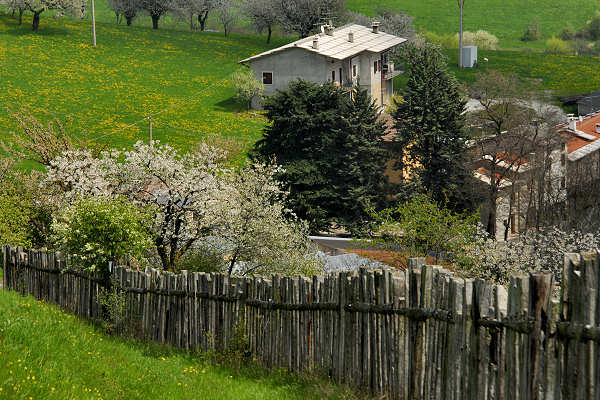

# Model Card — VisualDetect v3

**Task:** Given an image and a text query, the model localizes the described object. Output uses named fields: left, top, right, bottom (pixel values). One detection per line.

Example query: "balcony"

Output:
left=382, top=62, right=403, bottom=80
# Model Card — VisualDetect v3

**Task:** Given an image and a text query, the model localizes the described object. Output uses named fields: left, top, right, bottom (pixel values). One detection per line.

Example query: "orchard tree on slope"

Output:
left=251, top=80, right=389, bottom=235
left=9, top=0, right=86, bottom=31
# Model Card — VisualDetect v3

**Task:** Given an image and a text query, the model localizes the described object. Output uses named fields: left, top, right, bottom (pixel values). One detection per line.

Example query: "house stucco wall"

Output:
left=246, top=48, right=392, bottom=108
left=247, top=48, right=330, bottom=97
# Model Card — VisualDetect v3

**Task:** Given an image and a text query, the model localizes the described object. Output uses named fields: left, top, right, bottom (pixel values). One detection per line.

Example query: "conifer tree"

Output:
left=392, top=43, right=472, bottom=209
left=251, top=80, right=389, bottom=234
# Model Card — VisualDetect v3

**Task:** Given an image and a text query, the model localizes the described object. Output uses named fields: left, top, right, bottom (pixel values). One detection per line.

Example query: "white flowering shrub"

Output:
left=464, top=226, right=600, bottom=285
left=46, top=141, right=323, bottom=275
left=215, top=163, right=323, bottom=276
left=457, top=30, right=499, bottom=50
left=51, top=196, right=154, bottom=275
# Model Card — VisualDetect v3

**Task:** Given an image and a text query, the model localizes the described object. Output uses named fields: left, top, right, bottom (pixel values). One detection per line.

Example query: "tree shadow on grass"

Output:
left=214, top=97, right=245, bottom=113
left=0, top=14, right=70, bottom=36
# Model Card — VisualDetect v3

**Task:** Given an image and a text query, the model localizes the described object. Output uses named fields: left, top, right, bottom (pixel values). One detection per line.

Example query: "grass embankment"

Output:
left=347, top=0, right=599, bottom=50
left=0, top=288, right=365, bottom=399
left=0, top=13, right=285, bottom=167
left=443, top=49, right=600, bottom=97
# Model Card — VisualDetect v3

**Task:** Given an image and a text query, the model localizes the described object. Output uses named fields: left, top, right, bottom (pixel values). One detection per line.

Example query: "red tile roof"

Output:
left=557, top=113, right=600, bottom=155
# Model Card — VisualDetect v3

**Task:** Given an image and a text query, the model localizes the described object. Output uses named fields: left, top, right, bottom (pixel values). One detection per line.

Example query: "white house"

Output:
left=239, top=23, right=407, bottom=108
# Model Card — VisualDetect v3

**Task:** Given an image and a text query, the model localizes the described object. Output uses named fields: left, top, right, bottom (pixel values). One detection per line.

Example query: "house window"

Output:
left=378, top=60, right=382, bottom=72
left=374, top=61, right=377, bottom=74
left=339, top=68, right=342, bottom=83
left=332, top=70, right=335, bottom=81
left=352, top=65, right=357, bottom=77
left=262, top=72, right=273, bottom=85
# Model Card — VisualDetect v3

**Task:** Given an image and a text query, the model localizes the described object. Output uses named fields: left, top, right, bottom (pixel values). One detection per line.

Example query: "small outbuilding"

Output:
left=239, top=23, right=407, bottom=108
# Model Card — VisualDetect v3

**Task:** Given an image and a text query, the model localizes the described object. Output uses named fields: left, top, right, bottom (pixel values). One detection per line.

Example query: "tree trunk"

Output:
left=190, top=12, right=194, bottom=30
left=18, top=8, right=23, bottom=25
left=266, top=25, right=272, bottom=44
left=198, top=11, right=208, bottom=31
left=151, top=13, right=160, bottom=29
left=126, top=15, right=133, bottom=25
left=32, top=10, right=42, bottom=32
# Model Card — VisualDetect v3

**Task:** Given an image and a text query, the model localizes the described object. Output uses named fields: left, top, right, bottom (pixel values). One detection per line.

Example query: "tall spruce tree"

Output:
left=392, top=43, right=472, bottom=209
left=251, top=80, right=389, bottom=234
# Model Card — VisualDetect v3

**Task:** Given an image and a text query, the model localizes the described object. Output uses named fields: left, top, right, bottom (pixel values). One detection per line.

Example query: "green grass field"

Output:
left=442, top=49, right=600, bottom=96
left=2, top=10, right=600, bottom=170
left=347, top=0, right=600, bottom=50
left=0, top=288, right=366, bottom=399
left=0, top=12, right=286, bottom=166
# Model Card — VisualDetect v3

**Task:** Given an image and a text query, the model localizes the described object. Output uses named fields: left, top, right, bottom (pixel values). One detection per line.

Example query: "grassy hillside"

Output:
left=347, top=0, right=599, bottom=49
left=443, top=50, right=600, bottom=96
left=0, top=13, right=284, bottom=166
left=0, top=288, right=365, bottom=399
left=2, top=10, right=599, bottom=170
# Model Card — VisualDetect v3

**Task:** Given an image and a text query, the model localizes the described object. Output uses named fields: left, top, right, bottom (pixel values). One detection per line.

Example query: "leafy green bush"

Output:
left=588, top=15, right=600, bottom=40
left=51, top=196, right=154, bottom=275
left=458, top=30, right=499, bottom=50
left=423, top=31, right=459, bottom=48
left=371, top=194, right=479, bottom=267
left=231, top=69, right=264, bottom=110
left=559, top=24, right=576, bottom=40
left=521, top=19, right=541, bottom=41
left=0, top=193, right=33, bottom=248
left=545, top=36, right=570, bottom=54
left=173, top=243, right=226, bottom=273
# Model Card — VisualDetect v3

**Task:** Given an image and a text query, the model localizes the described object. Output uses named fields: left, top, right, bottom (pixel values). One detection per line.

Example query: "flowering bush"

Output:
left=464, top=227, right=600, bottom=285
left=46, top=141, right=323, bottom=275
left=51, top=196, right=154, bottom=274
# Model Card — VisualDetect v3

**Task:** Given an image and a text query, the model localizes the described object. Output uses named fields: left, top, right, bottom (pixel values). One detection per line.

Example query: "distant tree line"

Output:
left=1, top=0, right=418, bottom=42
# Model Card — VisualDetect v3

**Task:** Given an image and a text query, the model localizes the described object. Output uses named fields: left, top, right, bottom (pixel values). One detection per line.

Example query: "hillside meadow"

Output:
left=0, top=288, right=367, bottom=399
left=2, top=11, right=600, bottom=169
left=0, top=13, right=288, bottom=166
left=348, top=0, right=600, bottom=50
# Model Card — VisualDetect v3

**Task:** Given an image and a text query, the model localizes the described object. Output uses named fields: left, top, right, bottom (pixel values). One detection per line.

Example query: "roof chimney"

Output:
left=568, top=115, right=577, bottom=131
left=348, top=31, right=354, bottom=42
left=324, top=24, right=334, bottom=36
left=372, top=21, right=380, bottom=34
left=312, top=36, right=319, bottom=50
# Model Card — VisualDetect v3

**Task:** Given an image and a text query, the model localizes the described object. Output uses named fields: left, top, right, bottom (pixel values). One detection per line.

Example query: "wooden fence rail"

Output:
left=2, top=245, right=600, bottom=399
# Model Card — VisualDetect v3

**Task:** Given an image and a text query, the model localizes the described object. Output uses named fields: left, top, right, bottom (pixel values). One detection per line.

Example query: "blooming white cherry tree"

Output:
left=214, top=163, right=322, bottom=276
left=46, top=141, right=225, bottom=271
left=46, top=141, right=322, bottom=275
left=7, top=0, right=87, bottom=31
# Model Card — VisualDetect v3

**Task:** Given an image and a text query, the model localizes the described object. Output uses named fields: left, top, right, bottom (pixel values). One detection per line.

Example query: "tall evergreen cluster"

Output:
left=392, top=43, right=472, bottom=209
left=251, top=80, right=389, bottom=234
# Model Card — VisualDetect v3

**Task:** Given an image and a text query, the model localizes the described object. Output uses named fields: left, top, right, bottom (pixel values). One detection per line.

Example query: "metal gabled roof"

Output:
left=239, top=24, right=406, bottom=63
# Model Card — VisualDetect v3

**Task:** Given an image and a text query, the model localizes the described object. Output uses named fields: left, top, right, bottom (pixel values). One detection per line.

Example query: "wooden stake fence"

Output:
left=2, top=245, right=600, bottom=399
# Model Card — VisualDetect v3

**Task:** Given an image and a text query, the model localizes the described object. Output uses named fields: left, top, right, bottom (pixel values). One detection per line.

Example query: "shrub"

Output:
left=51, top=196, right=154, bottom=275
left=371, top=194, right=479, bottom=267
left=457, top=30, right=499, bottom=50
left=173, top=242, right=226, bottom=273
left=559, top=24, right=576, bottom=41
left=588, top=15, right=600, bottom=41
left=231, top=69, right=263, bottom=110
left=522, top=19, right=541, bottom=41
left=545, top=36, right=570, bottom=54
left=423, top=31, right=459, bottom=49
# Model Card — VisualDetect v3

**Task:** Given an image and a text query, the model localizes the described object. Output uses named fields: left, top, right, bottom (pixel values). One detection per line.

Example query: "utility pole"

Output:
left=148, top=115, right=153, bottom=144
left=91, top=0, right=97, bottom=46
left=458, top=0, right=464, bottom=68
